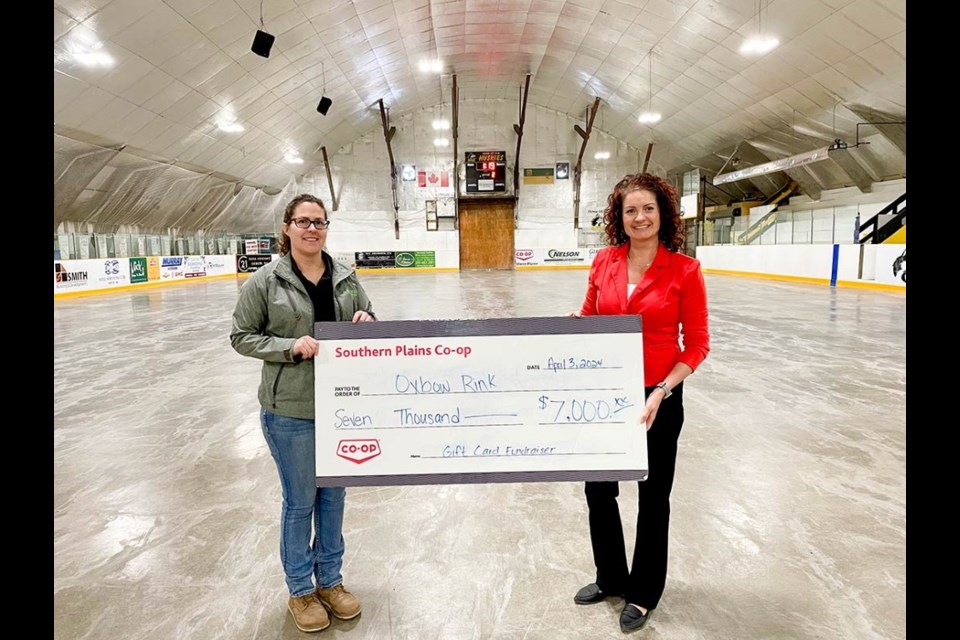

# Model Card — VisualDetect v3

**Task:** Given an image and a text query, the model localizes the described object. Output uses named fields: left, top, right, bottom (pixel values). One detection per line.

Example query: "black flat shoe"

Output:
left=619, top=604, right=650, bottom=632
left=574, top=583, right=615, bottom=605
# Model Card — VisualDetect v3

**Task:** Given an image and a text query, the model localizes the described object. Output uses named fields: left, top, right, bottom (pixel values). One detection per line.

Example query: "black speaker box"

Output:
left=317, top=96, right=333, bottom=115
left=251, top=30, right=275, bottom=58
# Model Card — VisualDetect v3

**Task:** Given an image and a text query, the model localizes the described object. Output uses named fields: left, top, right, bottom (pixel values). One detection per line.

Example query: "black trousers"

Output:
left=584, top=382, right=684, bottom=610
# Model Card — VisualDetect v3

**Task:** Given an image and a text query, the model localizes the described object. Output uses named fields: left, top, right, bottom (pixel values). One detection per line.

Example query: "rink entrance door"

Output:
left=458, top=198, right=515, bottom=270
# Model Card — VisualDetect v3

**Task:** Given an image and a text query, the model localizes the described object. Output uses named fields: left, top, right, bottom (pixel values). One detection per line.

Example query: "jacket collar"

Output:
left=611, top=243, right=670, bottom=311
left=274, top=251, right=355, bottom=290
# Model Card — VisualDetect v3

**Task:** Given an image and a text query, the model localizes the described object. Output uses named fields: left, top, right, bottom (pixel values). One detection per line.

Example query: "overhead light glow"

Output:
left=638, top=50, right=660, bottom=127
left=432, top=119, right=450, bottom=130
left=71, top=50, right=114, bottom=67
left=594, top=151, right=610, bottom=160
left=419, top=59, right=443, bottom=73
left=285, top=153, right=304, bottom=164
left=739, top=35, right=779, bottom=55
left=637, top=111, right=661, bottom=124
left=217, top=115, right=244, bottom=133
left=433, top=138, right=449, bottom=147
left=65, top=28, right=115, bottom=67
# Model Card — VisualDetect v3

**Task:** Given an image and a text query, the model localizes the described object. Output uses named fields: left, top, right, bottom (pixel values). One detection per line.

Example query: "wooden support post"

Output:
left=512, top=74, right=531, bottom=202
left=641, top=143, right=654, bottom=174
left=378, top=99, right=400, bottom=238
left=320, top=146, right=338, bottom=211
left=452, top=74, right=459, bottom=228
left=573, top=97, right=601, bottom=230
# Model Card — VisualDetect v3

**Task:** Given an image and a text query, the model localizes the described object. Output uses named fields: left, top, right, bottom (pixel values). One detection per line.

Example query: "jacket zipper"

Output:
left=268, top=256, right=351, bottom=410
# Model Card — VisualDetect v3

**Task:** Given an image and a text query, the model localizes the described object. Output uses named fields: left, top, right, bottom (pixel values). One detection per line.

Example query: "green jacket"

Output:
left=230, top=253, right=376, bottom=419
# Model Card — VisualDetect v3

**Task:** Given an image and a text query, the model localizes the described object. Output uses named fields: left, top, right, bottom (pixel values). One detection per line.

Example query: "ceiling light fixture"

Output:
left=251, top=2, right=275, bottom=58
left=419, top=59, right=443, bottom=73
left=637, top=49, right=661, bottom=125
left=740, top=0, right=779, bottom=55
left=594, top=151, right=610, bottom=160
left=713, top=146, right=831, bottom=185
left=432, top=75, right=451, bottom=140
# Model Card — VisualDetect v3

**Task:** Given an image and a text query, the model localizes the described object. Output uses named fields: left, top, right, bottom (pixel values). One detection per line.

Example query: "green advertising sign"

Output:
left=129, top=257, right=148, bottom=283
left=415, top=251, right=436, bottom=267
left=395, top=251, right=436, bottom=268
left=523, top=167, right=555, bottom=184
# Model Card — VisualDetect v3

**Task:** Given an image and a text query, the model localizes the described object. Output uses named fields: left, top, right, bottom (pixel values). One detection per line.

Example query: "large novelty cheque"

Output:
left=313, top=316, right=647, bottom=486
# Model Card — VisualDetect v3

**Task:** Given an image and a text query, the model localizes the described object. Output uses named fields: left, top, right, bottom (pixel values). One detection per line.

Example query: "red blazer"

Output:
left=580, top=243, right=710, bottom=386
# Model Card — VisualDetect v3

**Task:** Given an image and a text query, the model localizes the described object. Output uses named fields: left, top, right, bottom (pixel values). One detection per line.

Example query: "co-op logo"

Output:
left=516, top=249, right=534, bottom=261
left=337, top=439, right=381, bottom=464
left=396, top=252, right=415, bottom=267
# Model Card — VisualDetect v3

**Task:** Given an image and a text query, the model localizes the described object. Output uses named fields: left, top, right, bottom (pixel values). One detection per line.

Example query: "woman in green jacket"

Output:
left=230, top=193, right=375, bottom=633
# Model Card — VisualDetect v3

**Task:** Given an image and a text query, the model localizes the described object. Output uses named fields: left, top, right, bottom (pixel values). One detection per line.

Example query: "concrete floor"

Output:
left=53, top=270, right=906, bottom=640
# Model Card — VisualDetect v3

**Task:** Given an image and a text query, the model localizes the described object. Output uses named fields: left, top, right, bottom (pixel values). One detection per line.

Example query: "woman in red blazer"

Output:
left=572, top=173, right=710, bottom=632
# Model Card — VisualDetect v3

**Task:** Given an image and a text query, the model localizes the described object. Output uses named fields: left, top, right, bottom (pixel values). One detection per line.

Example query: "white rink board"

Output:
left=313, top=317, right=647, bottom=486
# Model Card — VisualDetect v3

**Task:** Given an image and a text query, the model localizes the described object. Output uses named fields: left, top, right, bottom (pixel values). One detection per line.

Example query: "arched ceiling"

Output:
left=54, top=0, right=905, bottom=196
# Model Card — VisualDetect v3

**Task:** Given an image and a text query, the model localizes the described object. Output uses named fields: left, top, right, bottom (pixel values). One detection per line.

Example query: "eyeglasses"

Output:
left=289, top=217, right=330, bottom=229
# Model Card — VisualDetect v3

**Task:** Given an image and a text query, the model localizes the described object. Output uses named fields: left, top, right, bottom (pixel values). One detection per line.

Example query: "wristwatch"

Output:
left=654, top=381, right=672, bottom=399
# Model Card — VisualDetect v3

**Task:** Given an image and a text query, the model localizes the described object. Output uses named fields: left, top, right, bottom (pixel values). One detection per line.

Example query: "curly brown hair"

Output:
left=602, top=173, right=685, bottom=252
left=278, top=193, right=327, bottom=256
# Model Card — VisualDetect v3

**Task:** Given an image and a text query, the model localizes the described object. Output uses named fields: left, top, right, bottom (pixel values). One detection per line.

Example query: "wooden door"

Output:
left=458, top=199, right=515, bottom=270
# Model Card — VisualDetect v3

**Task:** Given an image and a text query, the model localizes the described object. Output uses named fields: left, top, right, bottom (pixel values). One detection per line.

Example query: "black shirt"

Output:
left=290, top=253, right=337, bottom=323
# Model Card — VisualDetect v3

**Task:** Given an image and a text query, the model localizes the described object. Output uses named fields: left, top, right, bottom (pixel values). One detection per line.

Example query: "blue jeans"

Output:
left=260, top=408, right=346, bottom=597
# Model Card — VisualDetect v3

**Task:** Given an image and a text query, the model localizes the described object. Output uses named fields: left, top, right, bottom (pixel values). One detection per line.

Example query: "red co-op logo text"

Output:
left=337, top=439, right=381, bottom=464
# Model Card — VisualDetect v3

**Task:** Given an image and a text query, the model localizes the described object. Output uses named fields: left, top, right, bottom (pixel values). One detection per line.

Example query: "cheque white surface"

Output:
left=313, top=317, right=646, bottom=486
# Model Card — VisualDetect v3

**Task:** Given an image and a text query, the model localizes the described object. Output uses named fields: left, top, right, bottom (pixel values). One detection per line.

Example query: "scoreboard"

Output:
left=465, top=150, right=506, bottom=192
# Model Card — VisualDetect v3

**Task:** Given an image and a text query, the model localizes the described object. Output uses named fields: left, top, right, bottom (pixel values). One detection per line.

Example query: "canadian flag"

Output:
left=419, top=170, right=450, bottom=188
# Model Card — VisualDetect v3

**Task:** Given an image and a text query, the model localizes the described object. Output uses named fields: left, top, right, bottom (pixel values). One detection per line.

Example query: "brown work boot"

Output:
left=287, top=592, right=331, bottom=632
left=316, top=584, right=362, bottom=620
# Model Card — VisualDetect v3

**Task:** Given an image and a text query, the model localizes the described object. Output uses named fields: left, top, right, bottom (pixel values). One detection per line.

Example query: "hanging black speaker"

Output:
left=251, top=30, right=275, bottom=58
left=317, top=96, right=333, bottom=116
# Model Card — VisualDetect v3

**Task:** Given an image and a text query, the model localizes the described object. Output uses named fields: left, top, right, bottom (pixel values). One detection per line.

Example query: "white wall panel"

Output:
left=697, top=245, right=836, bottom=279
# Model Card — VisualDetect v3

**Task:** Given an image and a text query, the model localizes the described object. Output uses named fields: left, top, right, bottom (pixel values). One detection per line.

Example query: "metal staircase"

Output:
left=736, top=181, right=798, bottom=245
left=858, top=193, right=906, bottom=244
